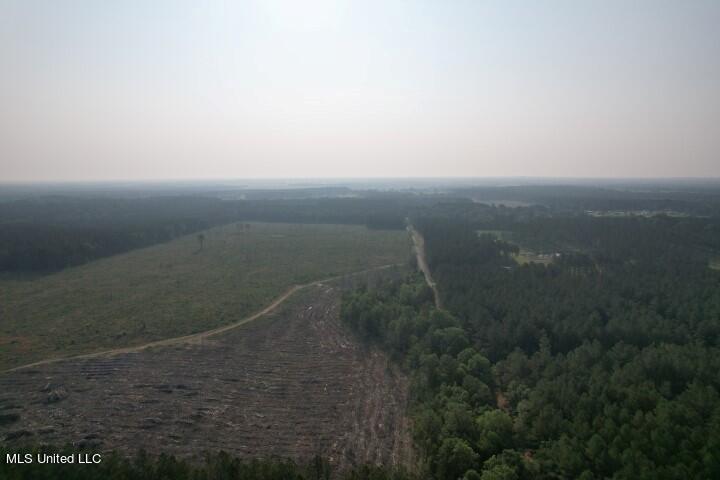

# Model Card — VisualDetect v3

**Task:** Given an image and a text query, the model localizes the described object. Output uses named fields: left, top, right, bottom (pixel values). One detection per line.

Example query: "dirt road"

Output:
left=3, top=264, right=399, bottom=374
left=407, top=224, right=441, bottom=309
left=0, top=278, right=414, bottom=474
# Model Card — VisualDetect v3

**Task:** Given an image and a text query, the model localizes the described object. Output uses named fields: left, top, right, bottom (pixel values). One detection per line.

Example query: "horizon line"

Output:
left=3, top=175, right=720, bottom=185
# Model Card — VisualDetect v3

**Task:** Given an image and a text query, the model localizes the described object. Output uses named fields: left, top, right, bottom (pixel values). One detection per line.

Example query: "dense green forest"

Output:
left=0, top=197, right=232, bottom=272
left=341, top=211, right=720, bottom=479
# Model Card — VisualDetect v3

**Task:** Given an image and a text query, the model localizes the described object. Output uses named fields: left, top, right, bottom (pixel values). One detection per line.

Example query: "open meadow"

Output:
left=0, top=222, right=410, bottom=370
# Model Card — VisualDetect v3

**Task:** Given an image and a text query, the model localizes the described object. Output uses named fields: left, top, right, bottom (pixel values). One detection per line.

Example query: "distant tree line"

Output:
left=0, top=197, right=229, bottom=273
left=0, top=195, right=440, bottom=273
left=456, top=184, right=720, bottom=216
left=12, top=185, right=717, bottom=274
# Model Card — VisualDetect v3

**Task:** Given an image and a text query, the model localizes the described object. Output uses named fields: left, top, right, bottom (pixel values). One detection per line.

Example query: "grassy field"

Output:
left=511, top=250, right=555, bottom=266
left=0, top=222, right=410, bottom=370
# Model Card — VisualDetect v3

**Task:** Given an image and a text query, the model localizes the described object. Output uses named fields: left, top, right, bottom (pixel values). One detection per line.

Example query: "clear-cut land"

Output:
left=0, top=282, right=415, bottom=472
left=0, top=222, right=410, bottom=370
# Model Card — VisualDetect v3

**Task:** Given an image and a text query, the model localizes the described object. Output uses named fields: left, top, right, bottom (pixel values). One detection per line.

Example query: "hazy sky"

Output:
left=1, top=0, right=719, bottom=181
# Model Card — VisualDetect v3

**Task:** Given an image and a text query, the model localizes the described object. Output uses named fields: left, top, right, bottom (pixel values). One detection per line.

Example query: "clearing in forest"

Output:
left=0, top=282, right=415, bottom=473
left=477, top=229, right=557, bottom=266
left=0, top=222, right=410, bottom=370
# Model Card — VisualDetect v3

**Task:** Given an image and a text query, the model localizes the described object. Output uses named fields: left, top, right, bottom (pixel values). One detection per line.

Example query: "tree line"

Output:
left=0, top=195, right=428, bottom=273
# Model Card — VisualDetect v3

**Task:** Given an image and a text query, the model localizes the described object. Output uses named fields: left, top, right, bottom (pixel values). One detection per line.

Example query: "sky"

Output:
left=1, top=0, right=719, bottom=181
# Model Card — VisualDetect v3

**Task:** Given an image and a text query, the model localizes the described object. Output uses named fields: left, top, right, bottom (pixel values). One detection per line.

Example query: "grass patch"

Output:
left=0, top=223, right=410, bottom=370
left=512, top=250, right=555, bottom=266
left=476, top=230, right=555, bottom=266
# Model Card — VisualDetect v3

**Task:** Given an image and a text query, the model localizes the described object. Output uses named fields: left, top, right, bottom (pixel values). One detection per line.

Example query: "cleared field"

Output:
left=0, top=283, right=415, bottom=473
left=512, top=249, right=555, bottom=266
left=0, top=222, right=410, bottom=370
left=476, top=229, right=512, bottom=241
left=472, top=199, right=534, bottom=208
left=476, top=230, right=556, bottom=266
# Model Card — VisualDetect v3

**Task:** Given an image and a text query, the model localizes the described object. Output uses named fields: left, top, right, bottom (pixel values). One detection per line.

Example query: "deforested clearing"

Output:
left=0, top=283, right=415, bottom=473
left=0, top=222, right=410, bottom=370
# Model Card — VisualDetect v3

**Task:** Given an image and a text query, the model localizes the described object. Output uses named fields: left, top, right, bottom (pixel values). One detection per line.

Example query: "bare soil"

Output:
left=0, top=282, right=414, bottom=473
left=408, top=224, right=441, bottom=309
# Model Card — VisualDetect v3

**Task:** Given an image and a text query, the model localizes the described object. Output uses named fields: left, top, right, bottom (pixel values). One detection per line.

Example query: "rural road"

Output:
left=2, top=263, right=399, bottom=374
left=407, top=224, right=441, bottom=309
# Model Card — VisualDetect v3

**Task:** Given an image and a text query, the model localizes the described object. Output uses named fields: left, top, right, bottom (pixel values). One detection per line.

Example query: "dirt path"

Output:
left=0, top=282, right=415, bottom=474
left=3, top=264, right=399, bottom=374
left=407, top=224, right=441, bottom=309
